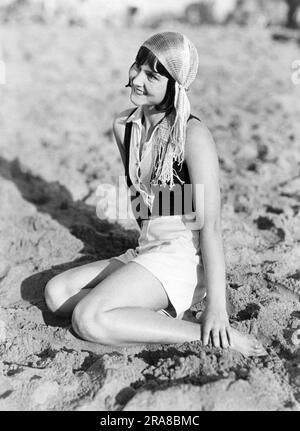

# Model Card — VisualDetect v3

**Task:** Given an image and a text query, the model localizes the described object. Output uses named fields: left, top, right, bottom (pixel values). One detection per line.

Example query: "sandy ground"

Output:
left=0, top=21, right=300, bottom=411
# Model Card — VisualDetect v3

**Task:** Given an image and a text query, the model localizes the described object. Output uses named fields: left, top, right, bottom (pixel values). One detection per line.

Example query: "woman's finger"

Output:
left=212, top=330, right=220, bottom=348
left=202, top=326, right=211, bottom=346
left=220, top=330, right=229, bottom=348
left=226, top=327, right=232, bottom=346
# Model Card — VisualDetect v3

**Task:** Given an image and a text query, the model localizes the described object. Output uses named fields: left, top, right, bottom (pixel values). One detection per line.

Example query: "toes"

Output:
left=181, top=309, right=199, bottom=323
left=256, top=347, right=268, bottom=356
left=252, top=342, right=267, bottom=357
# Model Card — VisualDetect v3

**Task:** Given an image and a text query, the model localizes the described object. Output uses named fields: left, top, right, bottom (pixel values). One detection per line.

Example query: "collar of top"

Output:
left=126, top=106, right=143, bottom=125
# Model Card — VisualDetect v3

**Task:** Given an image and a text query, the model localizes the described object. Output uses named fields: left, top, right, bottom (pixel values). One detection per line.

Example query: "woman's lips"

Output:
left=134, top=88, right=146, bottom=95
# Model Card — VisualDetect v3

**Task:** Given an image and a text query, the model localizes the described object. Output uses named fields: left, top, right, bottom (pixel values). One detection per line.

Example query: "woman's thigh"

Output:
left=52, top=258, right=125, bottom=294
left=75, top=261, right=169, bottom=315
left=45, top=258, right=126, bottom=315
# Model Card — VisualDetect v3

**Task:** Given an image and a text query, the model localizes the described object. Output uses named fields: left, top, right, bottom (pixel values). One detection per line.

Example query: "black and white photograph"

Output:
left=0, top=0, right=300, bottom=413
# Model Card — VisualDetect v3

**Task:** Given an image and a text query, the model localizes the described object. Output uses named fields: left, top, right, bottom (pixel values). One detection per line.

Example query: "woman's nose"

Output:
left=132, top=69, right=145, bottom=88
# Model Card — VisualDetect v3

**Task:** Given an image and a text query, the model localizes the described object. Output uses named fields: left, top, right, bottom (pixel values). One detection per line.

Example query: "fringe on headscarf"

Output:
left=149, top=83, right=191, bottom=192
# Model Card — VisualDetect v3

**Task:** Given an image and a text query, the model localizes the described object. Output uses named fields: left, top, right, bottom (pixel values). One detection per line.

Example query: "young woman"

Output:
left=44, top=31, right=266, bottom=357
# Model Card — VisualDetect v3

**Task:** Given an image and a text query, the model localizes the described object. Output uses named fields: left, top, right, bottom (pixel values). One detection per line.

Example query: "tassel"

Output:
left=149, top=83, right=190, bottom=193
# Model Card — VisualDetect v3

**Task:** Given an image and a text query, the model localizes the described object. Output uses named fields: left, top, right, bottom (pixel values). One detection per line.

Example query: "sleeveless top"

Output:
left=123, top=107, right=201, bottom=228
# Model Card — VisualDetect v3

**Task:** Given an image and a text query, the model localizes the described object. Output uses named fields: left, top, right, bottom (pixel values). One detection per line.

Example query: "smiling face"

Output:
left=127, top=46, right=175, bottom=112
left=129, top=62, right=169, bottom=108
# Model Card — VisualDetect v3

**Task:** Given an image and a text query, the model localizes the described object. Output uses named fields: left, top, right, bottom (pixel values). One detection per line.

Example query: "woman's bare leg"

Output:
left=44, top=255, right=202, bottom=319
left=71, top=261, right=266, bottom=357
left=44, top=258, right=125, bottom=316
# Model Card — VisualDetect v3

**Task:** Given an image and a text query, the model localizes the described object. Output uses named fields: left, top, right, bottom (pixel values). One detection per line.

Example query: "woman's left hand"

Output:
left=200, top=305, right=231, bottom=348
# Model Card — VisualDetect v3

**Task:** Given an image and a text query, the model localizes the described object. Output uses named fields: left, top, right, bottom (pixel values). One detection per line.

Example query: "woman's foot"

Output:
left=229, top=327, right=267, bottom=357
left=181, top=286, right=207, bottom=322
left=192, top=285, right=206, bottom=305
left=181, top=309, right=199, bottom=323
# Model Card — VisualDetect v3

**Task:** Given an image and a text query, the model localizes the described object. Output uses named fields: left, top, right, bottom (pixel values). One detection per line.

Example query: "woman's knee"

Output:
left=44, top=275, right=68, bottom=314
left=71, top=302, right=112, bottom=344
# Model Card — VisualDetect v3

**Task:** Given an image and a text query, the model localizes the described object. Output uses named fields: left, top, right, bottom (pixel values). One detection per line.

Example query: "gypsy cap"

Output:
left=141, top=32, right=199, bottom=196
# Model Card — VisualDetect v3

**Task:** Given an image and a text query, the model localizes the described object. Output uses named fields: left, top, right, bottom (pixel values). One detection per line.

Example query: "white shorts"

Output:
left=110, top=215, right=203, bottom=319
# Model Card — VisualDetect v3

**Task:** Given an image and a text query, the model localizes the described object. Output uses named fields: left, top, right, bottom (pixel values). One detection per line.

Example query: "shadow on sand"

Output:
left=0, top=156, right=139, bottom=326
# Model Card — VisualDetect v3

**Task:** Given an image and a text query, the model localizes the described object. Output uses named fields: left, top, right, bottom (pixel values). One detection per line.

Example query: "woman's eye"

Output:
left=147, top=73, right=157, bottom=81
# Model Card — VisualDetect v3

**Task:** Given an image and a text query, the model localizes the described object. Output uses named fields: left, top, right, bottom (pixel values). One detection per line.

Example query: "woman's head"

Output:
left=127, top=32, right=198, bottom=117
left=127, top=46, right=175, bottom=114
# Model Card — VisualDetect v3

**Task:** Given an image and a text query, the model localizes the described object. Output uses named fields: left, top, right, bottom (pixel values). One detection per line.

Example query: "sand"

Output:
left=0, top=21, right=300, bottom=411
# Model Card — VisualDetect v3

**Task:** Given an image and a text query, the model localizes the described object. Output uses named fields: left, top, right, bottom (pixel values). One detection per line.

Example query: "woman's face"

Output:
left=129, top=62, right=168, bottom=108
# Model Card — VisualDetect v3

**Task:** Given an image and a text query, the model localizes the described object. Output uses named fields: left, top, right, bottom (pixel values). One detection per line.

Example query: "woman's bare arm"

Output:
left=185, top=120, right=230, bottom=348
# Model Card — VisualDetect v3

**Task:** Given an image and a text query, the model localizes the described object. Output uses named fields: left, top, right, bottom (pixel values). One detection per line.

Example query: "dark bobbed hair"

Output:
left=126, top=46, right=176, bottom=115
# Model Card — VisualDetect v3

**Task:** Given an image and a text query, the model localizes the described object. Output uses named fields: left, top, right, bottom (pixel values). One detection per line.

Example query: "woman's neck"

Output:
left=142, top=105, right=166, bottom=130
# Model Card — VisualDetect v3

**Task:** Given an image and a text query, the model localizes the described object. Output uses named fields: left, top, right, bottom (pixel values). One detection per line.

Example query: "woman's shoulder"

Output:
left=185, top=117, right=216, bottom=158
left=186, top=116, right=213, bottom=143
left=112, top=108, right=136, bottom=143
left=113, top=108, right=136, bottom=128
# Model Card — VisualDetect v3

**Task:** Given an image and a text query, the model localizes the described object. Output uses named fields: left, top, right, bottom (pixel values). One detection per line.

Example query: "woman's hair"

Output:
left=127, top=46, right=175, bottom=115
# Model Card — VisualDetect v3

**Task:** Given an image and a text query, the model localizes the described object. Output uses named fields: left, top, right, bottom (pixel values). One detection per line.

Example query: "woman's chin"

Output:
left=129, top=94, right=158, bottom=109
left=130, top=91, right=154, bottom=106
left=129, top=94, right=143, bottom=106
left=130, top=100, right=142, bottom=107
left=130, top=97, right=149, bottom=108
